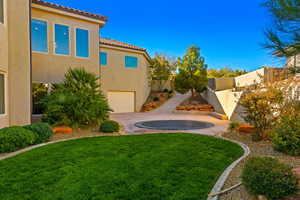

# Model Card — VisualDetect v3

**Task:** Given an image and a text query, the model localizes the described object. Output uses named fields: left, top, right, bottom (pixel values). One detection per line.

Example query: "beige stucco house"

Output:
left=100, top=38, right=151, bottom=113
left=0, top=0, right=151, bottom=128
left=31, top=0, right=106, bottom=84
left=0, top=0, right=32, bottom=128
left=30, top=0, right=151, bottom=114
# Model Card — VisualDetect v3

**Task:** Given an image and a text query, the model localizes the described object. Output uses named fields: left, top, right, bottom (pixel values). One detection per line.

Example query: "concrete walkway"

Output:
left=111, top=93, right=229, bottom=136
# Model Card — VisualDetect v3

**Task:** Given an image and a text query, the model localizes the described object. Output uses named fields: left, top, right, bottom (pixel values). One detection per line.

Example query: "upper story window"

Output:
left=76, top=28, right=89, bottom=58
left=54, top=24, right=69, bottom=55
left=32, top=19, right=48, bottom=53
left=0, top=0, right=4, bottom=24
left=0, top=73, right=5, bottom=114
left=125, top=56, right=138, bottom=68
left=100, top=52, right=107, bottom=66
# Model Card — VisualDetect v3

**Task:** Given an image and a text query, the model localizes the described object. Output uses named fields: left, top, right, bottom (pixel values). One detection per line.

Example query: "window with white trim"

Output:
left=54, top=24, right=69, bottom=55
left=32, top=19, right=48, bottom=53
left=76, top=28, right=89, bottom=58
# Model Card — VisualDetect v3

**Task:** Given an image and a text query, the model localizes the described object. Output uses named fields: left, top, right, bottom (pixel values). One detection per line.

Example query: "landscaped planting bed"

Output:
left=220, top=132, right=300, bottom=200
left=0, top=133, right=243, bottom=200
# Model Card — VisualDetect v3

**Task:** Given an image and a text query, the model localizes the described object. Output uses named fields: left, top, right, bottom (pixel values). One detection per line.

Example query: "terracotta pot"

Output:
left=52, top=126, right=73, bottom=134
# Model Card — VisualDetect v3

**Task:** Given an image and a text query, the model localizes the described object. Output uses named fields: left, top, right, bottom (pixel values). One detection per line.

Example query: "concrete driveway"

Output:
left=111, top=93, right=229, bottom=136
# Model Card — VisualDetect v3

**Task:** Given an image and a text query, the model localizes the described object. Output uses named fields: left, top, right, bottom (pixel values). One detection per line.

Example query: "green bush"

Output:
left=0, top=126, right=37, bottom=153
left=23, top=123, right=53, bottom=144
left=272, top=112, right=300, bottom=155
left=153, top=97, right=160, bottom=102
left=228, top=121, right=240, bottom=132
left=41, top=68, right=111, bottom=128
left=168, top=90, right=173, bottom=94
left=242, top=157, right=298, bottom=200
left=100, top=120, right=120, bottom=133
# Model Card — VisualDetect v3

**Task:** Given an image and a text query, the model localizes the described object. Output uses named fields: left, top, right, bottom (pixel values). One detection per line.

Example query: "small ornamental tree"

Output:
left=239, top=87, right=284, bottom=141
left=174, top=46, right=208, bottom=97
left=239, top=75, right=300, bottom=141
left=150, top=55, right=175, bottom=91
left=42, top=68, right=111, bottom=128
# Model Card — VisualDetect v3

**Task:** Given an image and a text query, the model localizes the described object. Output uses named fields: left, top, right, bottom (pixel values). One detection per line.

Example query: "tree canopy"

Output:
left=174, top=46, right=208, bottom=97
left=263, top=0, right=300, bottom=56
left=149, top=55, right=175, bottom=81
left=207, top=67, right=247, bottom=78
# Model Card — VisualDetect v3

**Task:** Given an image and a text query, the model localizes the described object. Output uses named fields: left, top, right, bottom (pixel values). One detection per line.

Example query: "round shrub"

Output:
left=242, top=157, right=298, bottom=200
left=23, top=123, right=53, bottom=144
left=271, top=114, right=300, bottom=155
left=0, top=126, right=37, bottom=153
left=100, top=120, right=120, bottom=133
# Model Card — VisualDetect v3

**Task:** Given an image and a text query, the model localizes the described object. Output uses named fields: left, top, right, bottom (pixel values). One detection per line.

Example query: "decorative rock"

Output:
left=52, top=126, right=73, bottom=134
left=237, top=124, right=256, bottom=133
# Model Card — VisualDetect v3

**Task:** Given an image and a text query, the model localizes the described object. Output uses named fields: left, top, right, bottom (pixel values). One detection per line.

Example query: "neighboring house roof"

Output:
left=32, top=0, right=107, bottom=22
left=100, top=38, right=151, bottom=60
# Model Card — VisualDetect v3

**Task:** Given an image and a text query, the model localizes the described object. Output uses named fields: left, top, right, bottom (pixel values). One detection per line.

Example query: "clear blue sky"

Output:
left=47, top=0, right=285, bottom=71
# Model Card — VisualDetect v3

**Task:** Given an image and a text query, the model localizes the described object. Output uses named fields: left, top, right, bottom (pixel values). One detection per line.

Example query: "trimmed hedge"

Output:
left=100, top=120, right=120, bottom=133
left=24, top=123, right=53, bottom=144
left=0, top=126, right=37, bottom=153
left=242, top=157, right=298, bottom=199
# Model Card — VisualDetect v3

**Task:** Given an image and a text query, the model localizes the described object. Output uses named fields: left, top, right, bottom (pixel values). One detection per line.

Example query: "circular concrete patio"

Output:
left=111, top=93, right=229, bottom=136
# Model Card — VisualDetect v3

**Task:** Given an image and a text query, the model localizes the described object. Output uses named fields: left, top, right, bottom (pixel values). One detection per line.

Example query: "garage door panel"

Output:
left=107, top=92, right=135, bottom=113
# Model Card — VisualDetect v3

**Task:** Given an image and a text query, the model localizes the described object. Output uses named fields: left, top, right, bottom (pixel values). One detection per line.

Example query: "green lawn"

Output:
left=0, top=133, right=243, bottom=200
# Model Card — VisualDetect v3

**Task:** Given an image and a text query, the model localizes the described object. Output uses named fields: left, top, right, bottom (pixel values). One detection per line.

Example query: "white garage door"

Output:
left=107, top=91, right=135, bottom=113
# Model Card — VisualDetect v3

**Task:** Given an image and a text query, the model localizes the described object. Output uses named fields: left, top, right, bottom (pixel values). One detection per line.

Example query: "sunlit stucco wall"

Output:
left=100, top=46, right=151, bottom=111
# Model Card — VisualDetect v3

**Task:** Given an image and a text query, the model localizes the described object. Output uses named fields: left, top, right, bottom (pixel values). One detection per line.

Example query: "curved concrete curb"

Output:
left=207, top=137, right=251, bottom=200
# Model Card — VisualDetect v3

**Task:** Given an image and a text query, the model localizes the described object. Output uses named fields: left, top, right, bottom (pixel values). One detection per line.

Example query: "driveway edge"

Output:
left=207, top=136, right=251, bottom=200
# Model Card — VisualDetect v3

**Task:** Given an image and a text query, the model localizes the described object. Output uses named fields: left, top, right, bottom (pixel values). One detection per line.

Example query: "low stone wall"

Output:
left=202, top=88, right=244, bottom=122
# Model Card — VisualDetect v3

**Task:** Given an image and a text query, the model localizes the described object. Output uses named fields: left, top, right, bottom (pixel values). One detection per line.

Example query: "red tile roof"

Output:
left=100, top=38, right=146, bottom=51
left=100, top=38, right=151, bottom=60
left=32, top=0, right=107, bottom=22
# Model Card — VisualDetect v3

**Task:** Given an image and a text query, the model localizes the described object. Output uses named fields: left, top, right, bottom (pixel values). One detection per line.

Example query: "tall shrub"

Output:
left=42, top=68, right=111, bottom=128
left=239, top=87, right=283, bottom=141
left=272, top=102, right=300, bottom=155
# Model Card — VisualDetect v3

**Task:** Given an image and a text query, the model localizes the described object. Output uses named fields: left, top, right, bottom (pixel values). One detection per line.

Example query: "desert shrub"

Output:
left=41, top=68, right=111, bottom=128
left=0, top=126, right=37, bottom=153
left=242, top=157, right=298, bottom=200
left=153, top=97, right=160, bottom=102
left=272, top=104, right=300, bottom=155
left=239, top=87, right=283, bottom=141
left=100, top=120, right=120, bottom=133
left=228, top=121, right=240, bottom=132
left=23, top=123, right=53, bottom=144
